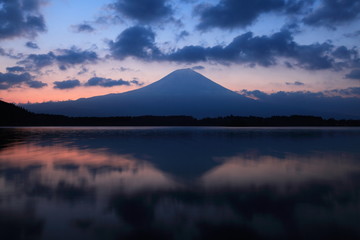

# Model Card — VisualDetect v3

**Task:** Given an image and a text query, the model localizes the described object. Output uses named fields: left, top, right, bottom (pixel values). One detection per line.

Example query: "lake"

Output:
left=0, top=127, right=360, bottom=240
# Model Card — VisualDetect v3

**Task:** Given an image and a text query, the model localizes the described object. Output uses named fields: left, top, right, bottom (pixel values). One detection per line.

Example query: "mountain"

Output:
left=22, top=69, right=265, bottom=117
left=21, top=68, right=360, bottom=118
left=0, top=100, right=34, bottom=125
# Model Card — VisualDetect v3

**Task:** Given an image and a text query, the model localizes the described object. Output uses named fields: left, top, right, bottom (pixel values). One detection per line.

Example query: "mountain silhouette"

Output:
left=134, top=68, right=239, bottom=97
left=21, top=68, right=360, bottom=118
left=23, top=69, right=264, bottom=117
left=0, top=100, right=34, bottom=125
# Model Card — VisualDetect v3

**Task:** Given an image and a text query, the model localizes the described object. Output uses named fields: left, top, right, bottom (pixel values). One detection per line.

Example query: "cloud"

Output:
left=112, top=67, right=139, bottom=72
left=195, top=0, right=360, bottom=30
left=6, top=66, right=26, bottom=73
left=284, top=61, right=293, bottom=68
left=73, top=24, right=95, bottom=33
left=108, top=27, right=359, bottom=73
left=237, top=89, right=269, bottom=100
left=130, top=77, right=143, bottom=86
left=0, top=0, right=46, bottom=40
left=324, top=87, right=360, bottom=97
left=332, top=46, right=357, bottom=59
left=110, top=0, right=173, bottom=23
left=85, top=77, right=130, bottom=87
left=27, top=80, right=47, bottom=88
left=0, top=47, right=24, bottom=59
left=117, top=67, right=132, bottom=72
left=196, top=0, right=286, bottom=30
left=239, top=87, right=360, bottom=100
left=52, top=76, right=143, bottom=90
left=166, top=30, right=337, bottom=70
left=293, top=42, right=334, bottom=70
left=109, top=26, right=161, bottom=60
left=53, top=79, right=81, bottom=89
left=25, top=41, right=39, bottom=49
left=345, top=69, right=360, bottom=80
left=284, top=0, right=314, bottom=15
left=17, top=52, right=55, bottom=70
left=17, top=47, right=99, bottom=71
left=0, top=72, right=31, bottom=89
left=77, top=67, right=88, bottom=75
left=85, top=77, right=143, bottom=87
left=56, top=47, right=99, bottom=70
left=237, top=88, right=360, bottom=118
left=344, top=30, right=360, bottom=38
left=303, top=0, right=360, bottom=28
left=167, top=45, right=207, bottom=62
left=0, top=71, right=46, bottom=89
left=286, top=81, right=304, bottom=86
left=167, top=30, right=360, bottom=71
left=191, top=65, right=205, bottom=70
left=176, top=30, right=189, bottom=41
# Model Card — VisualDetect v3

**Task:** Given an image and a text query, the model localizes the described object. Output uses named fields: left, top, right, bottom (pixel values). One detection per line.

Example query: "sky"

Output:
left=0, top=0, right=360, bottom=104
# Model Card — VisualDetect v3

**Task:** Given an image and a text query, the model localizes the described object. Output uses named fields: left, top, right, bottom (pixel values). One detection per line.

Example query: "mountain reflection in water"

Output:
left=0, top=127, right=360, bottom=240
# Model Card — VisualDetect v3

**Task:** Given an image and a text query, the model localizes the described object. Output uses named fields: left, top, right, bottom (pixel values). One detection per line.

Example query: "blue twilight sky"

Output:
left=0, top=0, right=360, bottom=103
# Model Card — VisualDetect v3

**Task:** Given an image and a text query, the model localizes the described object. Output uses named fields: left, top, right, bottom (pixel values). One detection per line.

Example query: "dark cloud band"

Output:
left=109, top=26, right=359, bottom=74
left=85, top=77, right=132, bottom=87
left=17, top=47, right=99, bottom=71
left=52, top=77, right=143, bottom=90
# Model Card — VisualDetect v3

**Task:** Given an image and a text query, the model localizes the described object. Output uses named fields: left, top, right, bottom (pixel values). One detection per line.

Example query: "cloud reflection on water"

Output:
left=0, top=127, right=359, bottom=240
left=202, top=153, right=360, bottom=189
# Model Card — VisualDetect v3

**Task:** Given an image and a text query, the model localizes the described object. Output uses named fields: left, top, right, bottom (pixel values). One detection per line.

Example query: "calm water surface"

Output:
left=0, top=127, right=360, bottom=240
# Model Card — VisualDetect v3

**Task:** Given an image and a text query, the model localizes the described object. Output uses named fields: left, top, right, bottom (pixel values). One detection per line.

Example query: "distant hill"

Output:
left=0, top=100, right=34, bottom=125
left=0, top=100, right=73, bottom=126
left=1, top=99, right=360, bottom=126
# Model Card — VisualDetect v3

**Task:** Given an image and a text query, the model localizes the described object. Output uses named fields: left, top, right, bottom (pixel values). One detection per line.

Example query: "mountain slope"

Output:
left=20, top=69, right=360, bottom=118
left=23, top=69, right=262, bottom=117
left=0, top=100, right=34, bottom=125
left=133, top=68, right=239, bottom=96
